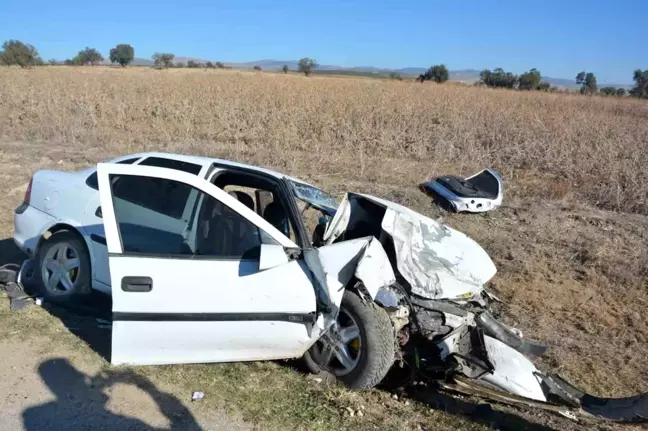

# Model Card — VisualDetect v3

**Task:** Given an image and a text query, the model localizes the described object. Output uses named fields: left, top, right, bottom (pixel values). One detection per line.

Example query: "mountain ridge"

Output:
left=101, top=57, right=631, bottom=89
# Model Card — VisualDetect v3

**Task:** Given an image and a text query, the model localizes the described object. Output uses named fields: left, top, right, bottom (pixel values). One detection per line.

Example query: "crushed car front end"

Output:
left=312, top=191, right=648, bottom=423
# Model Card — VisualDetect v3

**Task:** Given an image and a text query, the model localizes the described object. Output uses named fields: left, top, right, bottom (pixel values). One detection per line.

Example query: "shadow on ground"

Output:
left=408, top=386, right=558, bottom=431
left=2, top=237, right=558, bottom=431
left=0, top=238, right=26, bottom=267
left=23, top=358, right=202, bottom=431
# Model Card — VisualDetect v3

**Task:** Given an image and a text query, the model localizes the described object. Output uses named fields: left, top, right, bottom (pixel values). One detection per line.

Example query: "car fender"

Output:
left=36, top=219, right=96, bottom=278
left=304, top=236, right=395, bottom=321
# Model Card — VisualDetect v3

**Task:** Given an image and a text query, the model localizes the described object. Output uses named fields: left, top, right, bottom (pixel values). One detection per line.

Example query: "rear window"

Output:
left=86, top=156, right=202, bottom=191
left=85, top=157, right=140, bottom=190
left=139, top=157, right=202, bottom=175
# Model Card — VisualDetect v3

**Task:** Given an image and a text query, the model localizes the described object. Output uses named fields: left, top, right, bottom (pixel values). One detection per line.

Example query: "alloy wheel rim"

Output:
left=313, top=308, right=362, bottom=376
left=41, top=243, right=80, bottom=293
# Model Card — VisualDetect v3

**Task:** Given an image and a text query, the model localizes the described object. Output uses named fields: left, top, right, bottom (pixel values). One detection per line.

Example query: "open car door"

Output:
left=96, top=163, right=318, bottom=366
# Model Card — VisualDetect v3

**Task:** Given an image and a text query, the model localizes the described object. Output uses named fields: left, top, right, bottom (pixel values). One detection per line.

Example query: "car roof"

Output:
left=121, top=152, right=313, bottom=186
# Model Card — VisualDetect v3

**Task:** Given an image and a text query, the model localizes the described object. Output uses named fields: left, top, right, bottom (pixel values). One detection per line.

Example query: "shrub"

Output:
left=76, top=47, right=104, bottom=66
left=152, top=53, right=175, bottom=69
left=298, top=58, right=317, bottom=76
left=480, top=68, right=517, bottom=88
left=109, top=44, right=134, bottom=67
left=0, top=40, right=41, bottom=68
left=418, top=64, right=449, bottom=83
left=518, top=68, right=542, bottom=90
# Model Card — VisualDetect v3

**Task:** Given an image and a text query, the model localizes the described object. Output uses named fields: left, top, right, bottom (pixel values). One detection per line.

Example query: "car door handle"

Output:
left=95, top=206, right=103, bottom=218
left=121, top=276, right=153, bottom=292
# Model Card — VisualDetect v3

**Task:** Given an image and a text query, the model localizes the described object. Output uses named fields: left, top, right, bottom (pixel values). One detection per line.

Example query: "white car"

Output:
left=13, top=152, right=645, bottom=420
left=15, top=152, right=400, bottom=388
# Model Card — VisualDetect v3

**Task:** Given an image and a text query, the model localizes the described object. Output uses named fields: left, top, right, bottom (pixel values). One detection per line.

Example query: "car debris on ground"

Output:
left=0, top=263, right=34, bottom=310
left=420, top=168, right=503, bottom=213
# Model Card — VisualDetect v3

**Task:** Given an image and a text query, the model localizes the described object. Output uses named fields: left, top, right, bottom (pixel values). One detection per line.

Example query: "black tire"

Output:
left=35, top=230, right=91, bottom=301
left=304, top=291, right=396, bottom=389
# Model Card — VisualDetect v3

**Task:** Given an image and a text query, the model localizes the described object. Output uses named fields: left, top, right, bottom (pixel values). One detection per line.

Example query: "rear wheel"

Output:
left=304, top=291, right=395, bottom=389
left=35, top=231, right=91, bottom=301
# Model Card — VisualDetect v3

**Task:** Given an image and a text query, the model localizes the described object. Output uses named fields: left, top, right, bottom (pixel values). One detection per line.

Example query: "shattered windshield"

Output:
left=290, top=180, right=339, bottom=216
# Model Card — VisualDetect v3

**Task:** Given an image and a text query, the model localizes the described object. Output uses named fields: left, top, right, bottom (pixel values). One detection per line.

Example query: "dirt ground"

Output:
left=0, top=138, right=647, bottom=430
left=0, top=338, right=250, bottom=431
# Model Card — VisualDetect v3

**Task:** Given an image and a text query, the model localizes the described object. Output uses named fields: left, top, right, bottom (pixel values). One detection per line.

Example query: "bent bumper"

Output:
left=13, top=204, right=56, bottom=258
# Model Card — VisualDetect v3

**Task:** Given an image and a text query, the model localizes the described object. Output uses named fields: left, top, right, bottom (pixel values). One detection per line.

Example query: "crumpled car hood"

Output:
left=324, top=193, right=497, bottom=300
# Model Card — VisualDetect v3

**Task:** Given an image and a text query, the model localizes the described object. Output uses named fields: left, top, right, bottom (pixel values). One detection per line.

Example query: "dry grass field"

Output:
left=0, top=66, right=647, bottom=430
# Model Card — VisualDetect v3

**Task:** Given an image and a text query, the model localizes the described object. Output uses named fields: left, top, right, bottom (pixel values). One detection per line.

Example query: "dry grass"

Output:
left=0, top=66, right=647, bottom=430
left=1, top=66, right=648, bottom=213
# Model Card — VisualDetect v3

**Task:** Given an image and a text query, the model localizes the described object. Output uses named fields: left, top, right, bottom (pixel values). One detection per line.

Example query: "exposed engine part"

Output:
left=397, top=326, right=410, bottom=346
left=450, top=326, right=494, bottom=379
left=475, top=311, right=548, bottom=358
left=387, top=305, right=410, bottom=333
left=410, top=296, right=469, bottom=317
left=375, top=286, right=400, bottom=309
left=415, top=308, right=452, bottom=340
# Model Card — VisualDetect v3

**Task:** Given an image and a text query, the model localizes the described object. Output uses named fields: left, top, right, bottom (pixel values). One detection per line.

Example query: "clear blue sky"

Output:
left=1, top=0, right=645, bottom=84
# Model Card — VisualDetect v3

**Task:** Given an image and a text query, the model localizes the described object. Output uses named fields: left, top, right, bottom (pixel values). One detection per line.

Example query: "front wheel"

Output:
left=304, top=291, right=396, bottom=389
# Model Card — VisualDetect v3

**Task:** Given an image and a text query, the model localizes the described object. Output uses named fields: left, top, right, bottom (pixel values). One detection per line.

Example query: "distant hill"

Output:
left=224, top=60, right=631, bottom=90
left=94, top=57, right=630, bottom=89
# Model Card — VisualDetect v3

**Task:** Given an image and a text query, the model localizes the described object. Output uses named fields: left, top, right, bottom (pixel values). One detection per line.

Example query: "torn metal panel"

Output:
left=442, top=376, right=578, bottom=419
left=475, top=311, right=549, bottom=358
left=421, top=168, right=503, bottom=213
left=353, top=236, right=396, bottom=299
left=380, top=205, right=496, bottom=300
left=304, top=236, right=395, bottom=313
left=322, top=193, right=353, bottom=243
left=480, top=336, right=547, bottom=402
left=539, top=374, right=648, bottom=422
left=323, top=192, right=497, bottom=300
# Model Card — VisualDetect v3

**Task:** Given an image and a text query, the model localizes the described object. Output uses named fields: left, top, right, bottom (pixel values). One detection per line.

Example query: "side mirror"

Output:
left=259, top=243, right=290, bottom=271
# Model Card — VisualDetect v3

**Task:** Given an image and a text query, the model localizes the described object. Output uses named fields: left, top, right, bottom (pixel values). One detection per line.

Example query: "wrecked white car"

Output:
left=13, top=153, right=648, bottom=423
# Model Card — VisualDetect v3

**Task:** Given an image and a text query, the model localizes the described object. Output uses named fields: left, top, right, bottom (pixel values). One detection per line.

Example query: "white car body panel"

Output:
left=350, top=236, right=396, bottom=299
left=436, top=324, right=547, bottom=402
left=13, top=205, right=57, bottom=256
left=304, top=237, right=395, bottom=313
left=324, top=192, right=497, bottom=300
left=481, top=336, right=546, bottom=402
left=112, top=321, right=314, bottom=366
left=258, top=243, right=291, bottom=271
left=109, top=256, right=317, bottom=365
left=425, top=169, right=503, bottom=213
left=97, top=163, right=316, bottom=365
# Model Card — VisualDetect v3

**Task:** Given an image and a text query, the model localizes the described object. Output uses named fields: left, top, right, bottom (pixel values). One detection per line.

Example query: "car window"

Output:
left=85, top=157, right=140, bottom=190
left=111, top=173, right=192, bottom=220
left=110, top=174, right=276, bottom=259
left=139, top=157, right=202, bottom=175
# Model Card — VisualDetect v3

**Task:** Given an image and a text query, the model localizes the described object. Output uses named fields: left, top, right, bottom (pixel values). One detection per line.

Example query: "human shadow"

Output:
left=23, top=358, right=202, bottom=431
